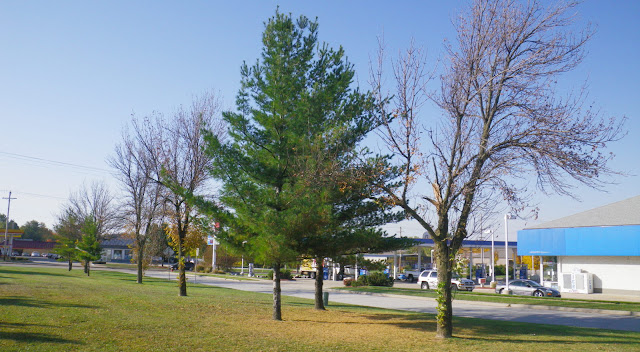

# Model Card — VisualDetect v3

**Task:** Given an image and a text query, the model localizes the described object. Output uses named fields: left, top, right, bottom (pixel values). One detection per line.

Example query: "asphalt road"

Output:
left=6, top=260, right=640, bottom=332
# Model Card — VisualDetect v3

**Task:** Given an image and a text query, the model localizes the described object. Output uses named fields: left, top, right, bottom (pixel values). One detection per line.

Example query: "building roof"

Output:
left=413, top=238, right=517, bottom=248
left=7, top=240, right=57, bottom=250
left=526, top=195, right=640, bottom=229
left=101, top=237, right=134, bottom=248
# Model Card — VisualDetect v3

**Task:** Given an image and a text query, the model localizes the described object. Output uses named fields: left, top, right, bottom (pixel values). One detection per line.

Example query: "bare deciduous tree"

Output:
left=66, top=181, right=118, bottom=240
left=134, top=92, right=225, bottom=296
left=109, top=125, right=165, bottom=284
left=372, top=0, right=625, bottom=338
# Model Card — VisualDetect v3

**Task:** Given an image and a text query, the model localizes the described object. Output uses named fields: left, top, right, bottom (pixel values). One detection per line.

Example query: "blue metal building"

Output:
left=518, top=195, right=640, bottom=295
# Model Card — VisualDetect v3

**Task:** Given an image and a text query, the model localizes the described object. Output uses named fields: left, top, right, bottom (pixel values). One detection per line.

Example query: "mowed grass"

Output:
left=0, top=266, right=638, bottom=352
left=336, top=286, right=640, bottom=312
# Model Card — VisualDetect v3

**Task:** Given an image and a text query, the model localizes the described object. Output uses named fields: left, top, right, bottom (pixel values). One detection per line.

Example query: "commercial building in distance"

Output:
left=518, top=195, right=640, bottom=296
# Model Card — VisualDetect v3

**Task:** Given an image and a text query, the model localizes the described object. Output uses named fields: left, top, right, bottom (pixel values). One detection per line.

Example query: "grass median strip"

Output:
left=1, top=266, right=639, bottom=351
left=334, top=286, right=640, bottom=312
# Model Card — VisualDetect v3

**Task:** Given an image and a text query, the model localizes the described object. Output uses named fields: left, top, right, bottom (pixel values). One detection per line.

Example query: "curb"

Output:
left=328, top=289, right=640, bottom=317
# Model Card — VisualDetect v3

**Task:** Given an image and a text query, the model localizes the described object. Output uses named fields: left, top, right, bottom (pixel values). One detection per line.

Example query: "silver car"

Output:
left=495, top=279, right=561, bottom=297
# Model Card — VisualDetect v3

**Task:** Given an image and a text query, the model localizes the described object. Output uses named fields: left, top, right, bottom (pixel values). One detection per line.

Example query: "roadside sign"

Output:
left=207, top=236, right=217, bottom=245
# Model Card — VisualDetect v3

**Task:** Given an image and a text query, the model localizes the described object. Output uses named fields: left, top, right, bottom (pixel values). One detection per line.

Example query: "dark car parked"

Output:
left=170, top=262, right=195, bottom=271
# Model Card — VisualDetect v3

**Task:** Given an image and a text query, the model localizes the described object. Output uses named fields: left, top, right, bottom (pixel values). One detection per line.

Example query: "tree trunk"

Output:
left=137, top=242, right=144, bottom=284
left=272, top=263, right=282, bottom=321
left=67, top=259, right=72, bottom=271
left=137, top=256, right=144, bottom=284
left=434, top=240, right=453, bottom=338
left=178, top=236, right=187, bottom=296
left=314, top=257, right=325, bottom=310
left=85, top=261, right=91, bottom=277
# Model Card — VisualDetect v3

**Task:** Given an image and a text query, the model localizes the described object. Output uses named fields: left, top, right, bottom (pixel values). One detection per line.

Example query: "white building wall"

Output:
left=558, top=256, right=640, bottom=294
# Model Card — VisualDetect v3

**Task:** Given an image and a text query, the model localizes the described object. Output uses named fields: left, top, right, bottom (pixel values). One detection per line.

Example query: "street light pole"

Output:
left=430, top=249, right=434, bottom=268
left=241, top=241, right=247, bottom=275
left=504, top=213, right=514, bottom=293
left=485, top=229, right=494, bottom=284
left=355, top=254, right=359, bottom=281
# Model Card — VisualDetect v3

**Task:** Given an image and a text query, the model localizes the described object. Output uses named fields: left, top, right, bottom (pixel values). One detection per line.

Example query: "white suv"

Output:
left=417, top=270, right=475, bottom=291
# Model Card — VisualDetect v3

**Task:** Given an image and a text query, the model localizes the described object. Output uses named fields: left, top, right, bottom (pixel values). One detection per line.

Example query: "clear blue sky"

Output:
left=1, top=1, right=638, bottom=240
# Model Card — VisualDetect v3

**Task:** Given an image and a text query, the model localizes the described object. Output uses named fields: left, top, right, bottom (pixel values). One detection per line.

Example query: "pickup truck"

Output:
left=417, top=270, right=475, bottom=291
left=398, top=269, right=422, bottom=283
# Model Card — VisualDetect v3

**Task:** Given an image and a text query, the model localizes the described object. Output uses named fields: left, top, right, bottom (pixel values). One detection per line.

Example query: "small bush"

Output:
left=367, top=271, right=394, bottom=287
left=196, top=264, right=210, bottom=273
left=268, top=269, right=293, bottom=280
left=350, top=275, right=369, bottom=287
left=348, top=272, right=393, bottom=287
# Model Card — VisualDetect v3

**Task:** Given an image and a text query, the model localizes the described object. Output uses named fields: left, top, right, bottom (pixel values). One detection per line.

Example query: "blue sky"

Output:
left=1, top=1, right=638, bottom=240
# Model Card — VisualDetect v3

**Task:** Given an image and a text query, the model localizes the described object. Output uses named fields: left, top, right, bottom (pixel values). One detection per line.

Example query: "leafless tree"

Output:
left=66, top=181, right=118, bottom=239
left=371, top=0, right=625, bottom=338
left=108, top=125, right=166, bottom=284
left=134, top=92, right=225, bottom=296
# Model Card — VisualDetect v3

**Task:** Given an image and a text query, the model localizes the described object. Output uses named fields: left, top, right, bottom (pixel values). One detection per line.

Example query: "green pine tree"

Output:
left=53, top=209, right=83, bottom=271
left=196, top=10, right=413, bottom=319
left=76, top=218, right=102, bottom=276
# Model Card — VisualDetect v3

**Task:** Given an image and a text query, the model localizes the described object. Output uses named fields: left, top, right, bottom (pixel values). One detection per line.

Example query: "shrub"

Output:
left=343, top=278, right=354, bottom=286
left=268, top=269, right=293, bottom=280
left=367, top=271, right=394, bottom=287
left=196, top=264, right=210, bottom=273
left=350, top=275, right=369, bottom=287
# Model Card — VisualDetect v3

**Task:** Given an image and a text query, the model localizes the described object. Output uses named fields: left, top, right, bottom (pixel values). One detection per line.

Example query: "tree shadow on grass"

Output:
left=285, top=298, right=640, bottom=347
left=0, top=330, right=80, bottom=345
left=0, top=267, right=75, bottom=278
left=356, top=311, right=640, bottom=346
left=0, top=296, right=97, bottom=309
left=1, top=322, right=57, bottom=329
left=452, top=317, right=640, bottom=345
left=0, top=322, right=80, bottom=346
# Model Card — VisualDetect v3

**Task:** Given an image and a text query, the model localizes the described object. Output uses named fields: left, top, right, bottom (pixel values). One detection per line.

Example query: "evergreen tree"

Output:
left=76, top=218, right=102, bottom=276
left=295, top=157, right=413, bottom=310
left=53, top=209, right=83, bottom=271
left=198, top=11, right=411, bottom=319
left=53, top=236, right=78, bottom=271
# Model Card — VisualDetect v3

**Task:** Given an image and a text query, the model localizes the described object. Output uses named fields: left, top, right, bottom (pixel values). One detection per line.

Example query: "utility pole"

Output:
left=3, top=191, right=17, bottom=260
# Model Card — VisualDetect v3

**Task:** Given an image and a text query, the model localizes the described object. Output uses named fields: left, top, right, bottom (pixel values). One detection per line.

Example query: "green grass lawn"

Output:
left=1, top=266, right=639, bottom=351
left=336, top=286, right=640, bottom=312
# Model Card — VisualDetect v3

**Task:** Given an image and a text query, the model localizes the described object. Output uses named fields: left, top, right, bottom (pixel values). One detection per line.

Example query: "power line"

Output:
left=0, top=151, right=111, bottom=173
left=0, top=189, right=66, bottom=201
